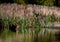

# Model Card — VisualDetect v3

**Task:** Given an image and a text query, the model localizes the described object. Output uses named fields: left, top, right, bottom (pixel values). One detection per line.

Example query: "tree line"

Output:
left=0, top=0, right=60, bottom=7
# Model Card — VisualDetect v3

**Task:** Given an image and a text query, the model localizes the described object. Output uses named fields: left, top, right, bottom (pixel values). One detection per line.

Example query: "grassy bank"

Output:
left=0, top=14, right=60, bottom=42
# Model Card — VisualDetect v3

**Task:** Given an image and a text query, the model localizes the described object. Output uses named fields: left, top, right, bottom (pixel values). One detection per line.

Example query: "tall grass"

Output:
left=0, top=14, right=58, bottom=42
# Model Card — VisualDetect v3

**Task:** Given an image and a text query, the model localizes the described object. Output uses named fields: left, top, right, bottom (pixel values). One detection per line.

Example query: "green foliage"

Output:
left=57, top=16, right=60, bottom=22
left=13, top=0, right=55, bottom=6
left=43, top=0, right=54, bottom=6
left=37, top=0, right=54, bottom=6
left=13, top=0, right=26, bottom=4
left=26, top=0, right=55, bottom=6
left=0, top=0, right=60, bottom=7
left=46, top=15, right=56, bottom=24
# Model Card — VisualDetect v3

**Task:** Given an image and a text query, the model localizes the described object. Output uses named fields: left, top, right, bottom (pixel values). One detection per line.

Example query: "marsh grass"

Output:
left=0, top=14, right=58, bottom=42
